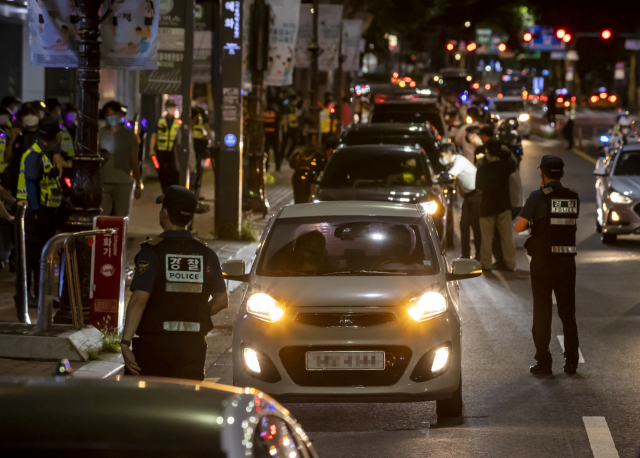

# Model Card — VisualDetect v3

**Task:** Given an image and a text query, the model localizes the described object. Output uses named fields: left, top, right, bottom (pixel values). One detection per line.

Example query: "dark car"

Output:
left=0, top=377, right=318, bottom=458
left=369, top=101, right=447, bottom=138
left=339, top=122, right=444, bottom=173
left=311, top=144, right=449, bottom=246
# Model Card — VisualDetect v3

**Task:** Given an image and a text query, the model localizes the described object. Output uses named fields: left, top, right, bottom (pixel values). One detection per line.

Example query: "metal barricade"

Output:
left=14, top=204, right=29, bottom=324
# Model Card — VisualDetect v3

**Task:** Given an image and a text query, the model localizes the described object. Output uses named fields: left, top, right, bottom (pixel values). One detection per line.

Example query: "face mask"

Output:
left=439, top=156, right=450, bottom=166
left=23, top=115, right=39, bottom=127
left=107, top=115, right=122, bottom=126
left=0, top=115, right=9, bottom=126
left=621, top=127, right=631, bottom=136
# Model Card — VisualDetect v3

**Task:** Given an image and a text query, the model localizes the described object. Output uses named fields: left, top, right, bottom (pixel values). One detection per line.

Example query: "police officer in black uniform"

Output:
left=120, top=185, right=228, bottom=380
left=515, top=155, right=580, bottom=376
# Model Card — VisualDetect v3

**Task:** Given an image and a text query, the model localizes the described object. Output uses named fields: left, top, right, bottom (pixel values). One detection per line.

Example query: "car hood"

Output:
left=249, top=275, right=442, bottom=307
left=316, top=186, right=430, bottom=203
left=609, top=175, right=640, bottom=199
left=495, top=110, right=522, bottom=119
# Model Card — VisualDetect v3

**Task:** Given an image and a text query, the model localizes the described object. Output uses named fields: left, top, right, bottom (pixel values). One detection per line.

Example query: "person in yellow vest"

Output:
left=46, top=99, right=75, bottom=193
left=15, top=117, right=62, bottom=320
left=279, top=92, right=301, bottom=164
left=190, top=107, right=211, bottom=197
left=149, top=99, right=181, bottom=193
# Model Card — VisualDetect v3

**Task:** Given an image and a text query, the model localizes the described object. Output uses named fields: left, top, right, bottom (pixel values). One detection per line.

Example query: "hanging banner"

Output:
left=318, top=4, right=343, bottom=71
left=294, top=3, right=312, bottom=68
left=242, top=0, right=254, bottom=89
left=193, top=2, right=213, bottom=84
left=264, top=0, right=301, bottom=86
left=101, top=0, right=160, bottom=70
left=28, top=0, right=160, bottom=70
left=340, top=19, right=362, bottom=72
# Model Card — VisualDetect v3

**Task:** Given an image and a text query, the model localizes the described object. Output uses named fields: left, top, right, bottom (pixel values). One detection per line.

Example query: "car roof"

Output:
left=279, top=201, right=424, bottom=219
left=0, top=377, right=282, bottom=452
left=345, top=122, right=430, bottom=134
left=334, top=144, right=422, bottom=154
left=620, top=141, right=640, bottom=152
left=493, top=96, right=524, bottom=102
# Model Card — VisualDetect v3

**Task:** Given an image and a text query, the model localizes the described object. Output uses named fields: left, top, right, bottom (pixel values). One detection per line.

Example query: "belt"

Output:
left=551, top=246, right=576, bottom=254
left=163, top=321, right=201, bottom=332
left=550, top=218, right=576, bottom=225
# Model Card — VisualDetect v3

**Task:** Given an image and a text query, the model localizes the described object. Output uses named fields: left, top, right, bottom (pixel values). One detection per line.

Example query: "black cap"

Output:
left=38, top=117, right=61, bottom=138
left=156, top=185, right=197, bottom=216
left=539, top=155, right=564, bottom=177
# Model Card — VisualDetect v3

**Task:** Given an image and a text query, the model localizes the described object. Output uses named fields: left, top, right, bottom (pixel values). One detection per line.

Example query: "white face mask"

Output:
left=439, top=156, right=450, bottom=166
left=23, top=115, right=39, bottom=127
left=621, top=127, right=631, bottom=136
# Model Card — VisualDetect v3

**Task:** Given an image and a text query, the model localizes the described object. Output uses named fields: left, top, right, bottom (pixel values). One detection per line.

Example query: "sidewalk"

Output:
left=0, top=156, right=294, bottom=377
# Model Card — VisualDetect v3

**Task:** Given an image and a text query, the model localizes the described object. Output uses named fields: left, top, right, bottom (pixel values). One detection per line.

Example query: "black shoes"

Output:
left=563, top=362, right=578, bottom=375
left=530, top=363, right=552, bottom=376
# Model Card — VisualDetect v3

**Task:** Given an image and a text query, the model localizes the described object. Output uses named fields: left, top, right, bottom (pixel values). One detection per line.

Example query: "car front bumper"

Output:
left=232, top=306, right=461, bottom=402
left=601, top=201, right=640, bottom=235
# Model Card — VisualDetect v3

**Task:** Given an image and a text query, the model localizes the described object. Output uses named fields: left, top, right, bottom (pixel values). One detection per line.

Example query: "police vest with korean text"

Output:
left=16, top=142, right=62, bottom=208
left=192, top=114, right=205, bottom=140
left=156, top=116, right=181, bottom=152
left=528, top=186, right=579, bottom=256
left=60, top=124, right=75, bottom=162
left=0, top=129, right=7, bottom=174
left=136, top=236, right=213, bottom=336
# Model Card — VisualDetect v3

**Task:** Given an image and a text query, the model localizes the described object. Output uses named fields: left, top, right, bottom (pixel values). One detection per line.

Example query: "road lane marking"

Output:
left=583, top=417, right=620, bottom=458
left=573, top=148, right=597, bottom=164
left=557, top=335, right=585, bottom=363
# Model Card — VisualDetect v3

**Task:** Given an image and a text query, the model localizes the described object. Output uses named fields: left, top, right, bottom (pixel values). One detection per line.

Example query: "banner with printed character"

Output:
left=317, top=4, right=343, bottom=71
left=340, top=19, right=362, bottom=72
left=264, top=0, right=301, bottom=86
left=293, top=3, right=312, bottom=68
left=28, top=0, right=160, bottom=70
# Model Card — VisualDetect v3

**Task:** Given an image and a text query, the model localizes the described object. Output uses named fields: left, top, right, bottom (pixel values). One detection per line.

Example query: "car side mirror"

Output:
left=446, top=258, right=482, bottom=281
left=221, top=260, right=250, bottom=282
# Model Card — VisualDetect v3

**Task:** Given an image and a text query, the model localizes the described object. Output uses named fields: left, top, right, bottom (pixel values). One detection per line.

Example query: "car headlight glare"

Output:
left=247, top=293, right=285, bottom=323
left=518, top=113, right=530, bottom=122
left=420, top=201, right=438, bottom=214
left=431, top=347, right=450, bottom=372
left=407, top=292, right=447, bottom=322
left=243, top=348, right=261, bottom=373
left=609, top=191, right=633, bottom=204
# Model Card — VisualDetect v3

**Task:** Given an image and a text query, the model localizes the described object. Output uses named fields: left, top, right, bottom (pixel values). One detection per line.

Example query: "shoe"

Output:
left=563, top=363, right=577, bottom=375
left=530, top=363, right=552, bottom=376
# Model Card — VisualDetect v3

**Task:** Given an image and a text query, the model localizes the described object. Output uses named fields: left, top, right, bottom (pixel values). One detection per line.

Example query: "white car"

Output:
left=489, top=96, right=531, bottom=138
left=222, top=201, right=481, bottom=421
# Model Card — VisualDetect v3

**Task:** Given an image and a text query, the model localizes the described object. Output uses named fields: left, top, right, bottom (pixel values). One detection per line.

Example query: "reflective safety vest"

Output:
left=320, top=107, right=331, bottom=133
left=192, top=114, right=205, bottom=140
left=17, top=142, right=62, bottom=208
left=0, top=130, right=7, bottom=174
left=264, top=110, right=277, bottom=133
left=287, top=109, right=299, bottom=129
left=60, top=124, right=75, bottom=161
left=136, top=235, right=213, bottom=336
left=526, top=185, right=579, bottom=257
left=156, top=116, right=181, bottom=152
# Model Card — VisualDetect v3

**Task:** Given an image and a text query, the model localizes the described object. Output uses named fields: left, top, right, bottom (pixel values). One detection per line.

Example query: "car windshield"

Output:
left=257, top=216, right=439, bottom=277
left=321, top=152, right=432, bottom=188
left=614, top=150, right=640, bottom=176
left=371, top=110, right=445, bottom=135
left=492, top=101, right=524, bottom=112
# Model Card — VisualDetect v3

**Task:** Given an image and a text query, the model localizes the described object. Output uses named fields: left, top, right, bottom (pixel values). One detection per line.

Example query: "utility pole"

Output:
left=245, top=0, right=269, bottom=216
left=306, top=0, right=320, bottom=146
left=55, top=0, right=104, bottom=324
left=179, top=0, right=195, bottom=188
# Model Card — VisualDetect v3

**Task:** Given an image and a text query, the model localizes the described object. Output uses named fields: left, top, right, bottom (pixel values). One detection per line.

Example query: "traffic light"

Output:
left=466, top=42, right=477, bottom=52
left=602, top=29, right=612, bottom=39
left=523, top=32, right=532, bottom=42
left=562, top=33, right=572, bottom=43
left=498, top=43, right=507, bottom=52
left=446, top=42, right=454, bottom=51
left=556, top=29, right=566, bottom=39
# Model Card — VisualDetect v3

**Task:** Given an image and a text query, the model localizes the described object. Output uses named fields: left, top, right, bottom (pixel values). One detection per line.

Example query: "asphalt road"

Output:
left=208, top=137, right=640, bottom=457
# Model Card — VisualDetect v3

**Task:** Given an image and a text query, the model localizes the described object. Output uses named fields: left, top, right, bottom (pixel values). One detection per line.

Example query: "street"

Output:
left=205, top=137, right=640, bottom=458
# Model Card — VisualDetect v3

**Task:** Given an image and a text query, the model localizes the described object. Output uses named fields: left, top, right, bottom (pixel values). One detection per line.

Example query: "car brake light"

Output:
left=374, top=94, right=387, bottom=104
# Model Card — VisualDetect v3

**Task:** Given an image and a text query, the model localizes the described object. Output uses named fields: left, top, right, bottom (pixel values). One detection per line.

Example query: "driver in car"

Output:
left=291, top=230, right=327, bottom=273
left=377, top=225, right=414, bottom=270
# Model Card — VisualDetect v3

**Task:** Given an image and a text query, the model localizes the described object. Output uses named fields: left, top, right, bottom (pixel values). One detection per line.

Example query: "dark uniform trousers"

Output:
left=530, top=255, right=579, bottom=366
left=156, top=150, right=179, bottom=194
left=460, top=191, right=481, bottom=259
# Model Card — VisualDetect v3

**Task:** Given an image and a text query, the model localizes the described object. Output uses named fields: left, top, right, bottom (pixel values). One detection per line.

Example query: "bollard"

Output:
left=14, top=204, right=29, bottom=324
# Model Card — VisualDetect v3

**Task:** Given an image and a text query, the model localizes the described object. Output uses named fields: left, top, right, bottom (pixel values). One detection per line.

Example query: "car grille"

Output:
left=279, top=345, right=412, bottom=387
left=295, top=312, right=396, bottom=327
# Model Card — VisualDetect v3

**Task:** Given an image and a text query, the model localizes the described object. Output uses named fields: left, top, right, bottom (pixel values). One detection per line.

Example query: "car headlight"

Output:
left=609, top=191, right=633, bottom=204
left=407, top=292, right=447, bottom=322
left=466, top=116, right=473, bottom=124
left=518, top=113, right=530, bottom=122
left=420, top=201, right=438, bottom=214
left=246, top=293, right=285, bottom=323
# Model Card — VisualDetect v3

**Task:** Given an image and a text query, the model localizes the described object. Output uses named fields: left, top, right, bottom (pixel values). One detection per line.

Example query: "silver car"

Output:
left=221, top=201, right=481, bottom=422
left=594, top=142, right=640, bottom=243
left=489, top=96, right=531, bottom=138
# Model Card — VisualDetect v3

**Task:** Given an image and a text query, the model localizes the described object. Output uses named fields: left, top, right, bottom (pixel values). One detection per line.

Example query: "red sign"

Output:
left=90, top=216, right=128, bottom=332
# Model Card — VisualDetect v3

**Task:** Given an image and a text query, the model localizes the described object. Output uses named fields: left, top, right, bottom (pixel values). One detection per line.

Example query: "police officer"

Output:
left=149, top=99, right=181, bottom=193
left=120, top=185, right=228, bottom=380
left=190, top=107, right=211, bottom=197
left=515, top=155, right=580, bottom=376
left=15, top=117, right=62, bottom=318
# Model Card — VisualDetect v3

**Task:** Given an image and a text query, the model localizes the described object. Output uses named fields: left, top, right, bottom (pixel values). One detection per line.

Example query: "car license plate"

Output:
left=306, top=351, right=385, bottom=370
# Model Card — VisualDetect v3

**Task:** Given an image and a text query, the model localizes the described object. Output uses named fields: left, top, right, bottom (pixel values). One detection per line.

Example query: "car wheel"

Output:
left=602, top=233, right=617, bottom=244
left=595, top=213, right=602, bottom=233
left=436, top=373, right=462, bottom=418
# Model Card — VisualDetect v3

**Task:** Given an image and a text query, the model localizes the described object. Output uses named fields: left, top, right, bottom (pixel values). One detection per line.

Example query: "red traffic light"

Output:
left=562, top=33, right=572, bottom=43
left=466, top=42, right=477, bottom=52
left=556, top=29, right=566, bottom=39
left=446, top=43, right=454, bottom=51
left=498, top=43, right=507, bottom=52
left=602, top=30, right=612, bottom=39
left=523, top=32, right=532, bottom=42
left=472, top=82, right=480, bottom=90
